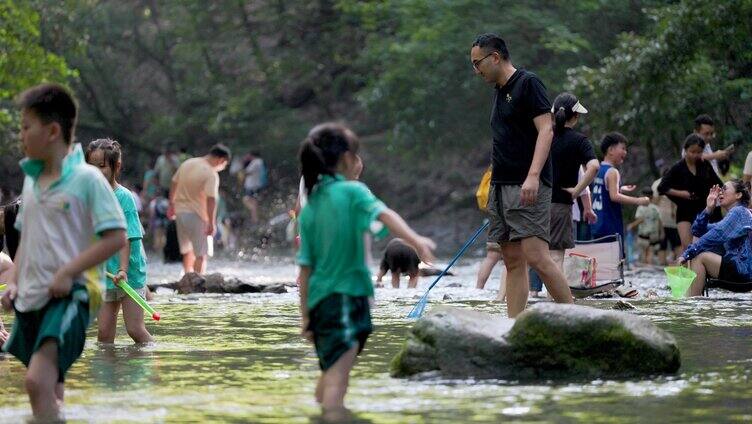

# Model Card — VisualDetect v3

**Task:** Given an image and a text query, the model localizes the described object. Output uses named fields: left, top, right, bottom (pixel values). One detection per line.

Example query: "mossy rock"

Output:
left=390, top=304, right=680, bottom=380
left=507, top=303, right=681, bottom=379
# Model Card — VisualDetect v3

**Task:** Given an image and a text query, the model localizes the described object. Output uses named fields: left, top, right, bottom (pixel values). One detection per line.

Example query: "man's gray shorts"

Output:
left=176, top=212, right=212, bottom=257
left=487, top=184, right=551, bottom=251
left=549, top=202, right=574, bottom=251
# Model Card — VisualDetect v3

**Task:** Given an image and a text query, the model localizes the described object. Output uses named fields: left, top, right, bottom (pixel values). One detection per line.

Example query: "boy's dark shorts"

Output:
left=308, top=294, right=372, bottom=371
left=2, top=285, right=90, bottom=383
left=487, top=183, right=551, bottom=250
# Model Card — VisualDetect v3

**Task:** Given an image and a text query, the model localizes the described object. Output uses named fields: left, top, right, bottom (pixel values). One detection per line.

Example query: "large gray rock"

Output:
left=149, top=272, right=292, bottom=295
left=391, top=304, right=680, bottom=380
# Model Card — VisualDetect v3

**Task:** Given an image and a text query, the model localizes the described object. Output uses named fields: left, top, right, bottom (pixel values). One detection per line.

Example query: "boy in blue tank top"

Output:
left=591, top=133, right=650, bottom=242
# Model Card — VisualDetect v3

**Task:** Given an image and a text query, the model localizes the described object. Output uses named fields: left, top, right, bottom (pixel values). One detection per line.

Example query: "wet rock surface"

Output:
left=148, top=272, right=293, bottom=294
left=391, top=304, right=680, bottom=380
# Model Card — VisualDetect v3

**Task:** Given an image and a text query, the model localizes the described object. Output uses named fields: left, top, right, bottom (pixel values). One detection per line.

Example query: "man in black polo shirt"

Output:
left=471, top=33, right=573, bottom=317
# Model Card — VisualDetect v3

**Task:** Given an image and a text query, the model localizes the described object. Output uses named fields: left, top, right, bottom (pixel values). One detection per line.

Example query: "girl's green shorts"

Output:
left=308, top=293, right=372, bottom=371
left=2, top=284, right=90, bottom=383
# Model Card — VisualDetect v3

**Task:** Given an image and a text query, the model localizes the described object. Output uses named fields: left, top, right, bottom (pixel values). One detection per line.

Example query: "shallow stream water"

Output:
left=1, top=256, right=751, bottom=423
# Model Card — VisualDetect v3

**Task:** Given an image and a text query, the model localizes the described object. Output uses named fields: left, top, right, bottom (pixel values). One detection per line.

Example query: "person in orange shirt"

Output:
left=168, top=144, right=231, bottom=274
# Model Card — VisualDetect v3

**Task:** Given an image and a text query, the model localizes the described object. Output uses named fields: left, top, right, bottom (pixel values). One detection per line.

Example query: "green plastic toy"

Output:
left=106, top=272, right=160, bottom=321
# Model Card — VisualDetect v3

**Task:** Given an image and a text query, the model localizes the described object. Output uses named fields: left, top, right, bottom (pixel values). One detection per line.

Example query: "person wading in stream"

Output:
left=470, top=33, right=573, bottom=317
left=296, top=123, right=435, bottom=419
left=167, top=144, right=231, bottom=275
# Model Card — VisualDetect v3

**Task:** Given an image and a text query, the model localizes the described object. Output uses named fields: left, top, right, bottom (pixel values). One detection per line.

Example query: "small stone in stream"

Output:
left=443, top=294, right=454, bottom=301
left=612, top=300, right=636, bottom=310
left=177, top=272, right=206, bottom=294
left=445, top=283, right=462, bottom=288
left=203, top=273, right=225, bottom=292
left=261, top=283, right=288, bottom=294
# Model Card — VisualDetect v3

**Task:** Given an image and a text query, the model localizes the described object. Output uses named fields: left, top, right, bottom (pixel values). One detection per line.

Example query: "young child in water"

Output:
left=376, top=238, right=421, bottom=288
left=297, top=123, right=435, bottom=418
left=2, top=84, right=126, bottom=420
left=86, top=138, right=153, bottom=344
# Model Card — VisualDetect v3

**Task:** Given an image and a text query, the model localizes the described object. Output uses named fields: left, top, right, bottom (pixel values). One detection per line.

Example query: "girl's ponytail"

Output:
left=551, top=92, right=582, bottom=135
left=299, top=122, right=360, bottom=195
left=554, top=106, right=568, bottom=135
left=300, top=141, right=327, bottom=196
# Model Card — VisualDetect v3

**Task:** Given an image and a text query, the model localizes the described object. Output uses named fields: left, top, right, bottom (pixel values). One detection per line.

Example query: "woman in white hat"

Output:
left=541, top=93, right=600, bottom=282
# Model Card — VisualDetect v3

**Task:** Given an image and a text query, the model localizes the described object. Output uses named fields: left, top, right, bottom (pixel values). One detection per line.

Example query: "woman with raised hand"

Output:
left=678, top=180, right=752, bottom=296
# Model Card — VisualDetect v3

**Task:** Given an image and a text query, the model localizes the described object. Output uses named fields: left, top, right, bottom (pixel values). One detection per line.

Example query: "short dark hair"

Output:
left=683, top=133, right=706, bottom=151
left=694, top=114, right=714, bottom=130
left=208, top=143, right=231, bottom=160
left=17, top=83, right=77, bottom=145
left=600, top=132, right=628, bottom=156
left=472, top=33, right=510, bottom=60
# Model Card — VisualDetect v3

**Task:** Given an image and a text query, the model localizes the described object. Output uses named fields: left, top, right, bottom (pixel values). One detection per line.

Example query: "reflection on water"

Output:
left=1, top=258, right=751, bottom=422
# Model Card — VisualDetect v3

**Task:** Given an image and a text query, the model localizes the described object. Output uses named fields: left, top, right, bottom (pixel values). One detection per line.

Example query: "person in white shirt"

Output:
left=683, top=114, right=733, bottom=177
left=743, top=150, right=752, bottom=184
left=242, top=151, right=266, bottom=224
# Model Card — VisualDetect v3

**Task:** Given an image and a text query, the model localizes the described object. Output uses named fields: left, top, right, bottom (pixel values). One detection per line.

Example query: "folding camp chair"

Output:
left=564, top=234, right=625, bottom=298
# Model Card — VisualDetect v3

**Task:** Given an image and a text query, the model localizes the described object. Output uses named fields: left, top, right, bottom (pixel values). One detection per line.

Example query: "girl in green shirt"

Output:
left=296, top=123, right=435, bottom=418
left=86, top=139, right=153, bottom=344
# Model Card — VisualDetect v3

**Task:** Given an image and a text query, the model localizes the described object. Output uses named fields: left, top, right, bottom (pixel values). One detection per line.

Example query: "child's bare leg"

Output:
left=321, top=345, right=359, bottom=410
left=26, top=339, right=61, bottom=420
left=145, top=286, right=154, bottom=301
left=495, top=265, right=507, bottom=301
left=390, top=271, right=401, bottom=289
left=55, top=383, right=64, bottom=404
left=122, top=296, right=153, bottom=343
left=476, top=250, right=501, bottom=289
left=658, top=249, right=667, bottom=266
left=407, top=270, right=419, bottom=288
left=97, top=301, right=121, bottom=343
left=315, top=374, right=324, bottom=404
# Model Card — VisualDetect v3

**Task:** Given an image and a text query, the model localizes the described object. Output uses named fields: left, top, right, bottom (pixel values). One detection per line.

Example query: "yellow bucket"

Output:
left=664, top=266, right=696, bottom=298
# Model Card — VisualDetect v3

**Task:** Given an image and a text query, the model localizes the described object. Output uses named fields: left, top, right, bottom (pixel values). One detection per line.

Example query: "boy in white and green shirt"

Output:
left=1, top=84, right=126, bottom=420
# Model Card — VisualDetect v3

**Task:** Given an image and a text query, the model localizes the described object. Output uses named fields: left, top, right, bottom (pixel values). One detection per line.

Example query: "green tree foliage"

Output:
left=343, top=0, right=662, bottom=155
left=33, top=0, right=373, bottom=176
left=570, top=0, right=752, bottom=179
left=0, top=0, right=74, bottom=153
left=28, top=0, right=660, bottom=175
left=22, top=0, right=749, bottom=195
